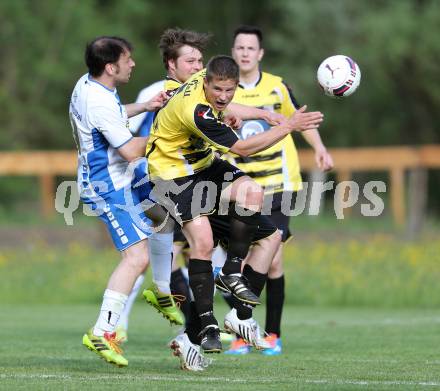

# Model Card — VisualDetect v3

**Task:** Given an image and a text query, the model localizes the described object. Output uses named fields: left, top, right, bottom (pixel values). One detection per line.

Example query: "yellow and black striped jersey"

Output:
left=225, top=72, right=303, bottom=193
left=146, top=70, right=239, bottom=180
left=164, top=77, right=182, bottom=94
left=129, top=77, right=183, bottom=135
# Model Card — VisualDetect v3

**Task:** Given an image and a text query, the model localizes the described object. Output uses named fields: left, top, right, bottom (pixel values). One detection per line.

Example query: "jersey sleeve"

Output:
left=91, top=105, right=133, bottom=149
left=280, top=81, right=300, bottom=117
left=188, top=104, right=239, bottom=152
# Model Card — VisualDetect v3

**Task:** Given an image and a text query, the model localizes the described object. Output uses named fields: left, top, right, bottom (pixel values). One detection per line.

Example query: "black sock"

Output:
left=243, top=264, right=267, bottom=297
left=235, top=264, right=267, bottom=320
left=185, top=301, right=202, bottom=345
left=170, top=268, right=191, bottom=326
left=222, top=206, right=260, bottom=275
left=265, top=275, right=285, bottom=337
left=188, top=258, right=217, bottom=329
left=221, top=290, right=235, bottom=309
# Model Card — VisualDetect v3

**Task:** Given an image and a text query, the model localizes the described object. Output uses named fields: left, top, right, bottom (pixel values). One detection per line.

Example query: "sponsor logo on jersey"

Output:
left=197, top=107, right=215, bottom=120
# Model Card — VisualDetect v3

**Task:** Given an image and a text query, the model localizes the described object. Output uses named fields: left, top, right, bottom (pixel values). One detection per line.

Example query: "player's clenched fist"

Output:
left=144, top=91, right=170, bottom=112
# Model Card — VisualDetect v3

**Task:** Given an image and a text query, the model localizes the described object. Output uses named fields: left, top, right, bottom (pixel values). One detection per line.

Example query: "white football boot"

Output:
left=224, top=308, right=271, bottom=350
left=169, top=333, right=212, bottom=371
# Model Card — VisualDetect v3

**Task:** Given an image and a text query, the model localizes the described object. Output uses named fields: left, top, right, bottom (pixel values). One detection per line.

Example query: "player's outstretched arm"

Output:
left=226, top=103, right=285, bottom=125
left=125, top=91, right=169, bottom=118
left=230, top=106, right=323, bottom=157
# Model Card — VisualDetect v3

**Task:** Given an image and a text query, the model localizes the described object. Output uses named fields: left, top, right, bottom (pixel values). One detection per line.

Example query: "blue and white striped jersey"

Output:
left=69, top=74, right=135, bottom=199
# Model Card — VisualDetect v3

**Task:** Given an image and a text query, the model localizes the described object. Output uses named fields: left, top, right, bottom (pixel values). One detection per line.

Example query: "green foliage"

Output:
left=1, top=235, right=440, bottom=307
left=0, top=0, right=438, bottom=150
left=0, top=242, right=119, bottom=304
left=267, top=0, right=440, bottom=147
left=284, top=236, right=440, bottom=307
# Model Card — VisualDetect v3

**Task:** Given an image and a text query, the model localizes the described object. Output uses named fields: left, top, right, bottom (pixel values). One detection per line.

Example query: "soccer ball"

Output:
left=317, top=55, right=361, bottom=98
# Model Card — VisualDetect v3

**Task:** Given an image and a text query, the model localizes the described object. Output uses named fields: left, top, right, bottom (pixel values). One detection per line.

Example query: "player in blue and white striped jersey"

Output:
left=69, top=36, right=175, bottom=367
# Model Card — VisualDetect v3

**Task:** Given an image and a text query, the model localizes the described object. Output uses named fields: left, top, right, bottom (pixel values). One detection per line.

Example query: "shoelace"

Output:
left=104, top=331, right=124, bottom=355
left=171, top=294, right=186, bottom=309
left=253, top=325, right=275, bottom=349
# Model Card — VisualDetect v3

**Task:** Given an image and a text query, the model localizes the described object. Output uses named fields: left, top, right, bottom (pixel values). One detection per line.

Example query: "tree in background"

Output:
left=0, top=0, right=438, bottom=210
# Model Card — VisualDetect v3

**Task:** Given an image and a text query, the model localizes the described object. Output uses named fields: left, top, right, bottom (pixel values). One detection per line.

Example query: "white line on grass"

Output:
left=0, top=374, right=269, bottom=383
left=285, top=317, right=440, bottom=327
left=305, top=379, right=440, bottom=387
left=1, top=374, right=440, bottom=387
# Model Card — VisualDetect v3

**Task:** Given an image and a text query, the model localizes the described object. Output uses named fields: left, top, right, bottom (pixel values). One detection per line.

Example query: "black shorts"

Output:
left=166, top=158, right=246, bottom=222
left=269, top=209, right=291, bottom=242
left=173, top=224, right=187, bottom=245
left=172, top=208, right=278, bottom=246
left=263, top=191, right=296, bottom=243
left=209, top=213, right=277, bottom=248
left=174, top=192, right=296, bottom=248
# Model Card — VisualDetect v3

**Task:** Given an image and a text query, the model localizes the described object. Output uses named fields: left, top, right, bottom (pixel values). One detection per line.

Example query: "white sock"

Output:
left=148, top=232, right=173, bottom=294
left=155, top=279, right=171, bottom=293
left=93, top=289, right=128, bottom=336
left=211, top=245, right=227, bottom=275
left=116, top=274, right=145, bottom=330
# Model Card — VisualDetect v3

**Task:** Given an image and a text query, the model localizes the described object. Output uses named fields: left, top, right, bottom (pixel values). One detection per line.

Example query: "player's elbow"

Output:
left=118, top=137, right=147, bottom=162
left=234, top=150, right=252, bottom=157
left=229, top=143, right=252, bottom=157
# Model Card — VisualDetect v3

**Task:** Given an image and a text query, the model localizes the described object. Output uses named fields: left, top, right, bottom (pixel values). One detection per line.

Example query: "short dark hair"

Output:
left=205, top=55, right=239, bottom=83
left=233, top=25, right=263, bottom=47
left=85, top=36, right=133, bottom=77
left=159, top=28, right=211, bottom=70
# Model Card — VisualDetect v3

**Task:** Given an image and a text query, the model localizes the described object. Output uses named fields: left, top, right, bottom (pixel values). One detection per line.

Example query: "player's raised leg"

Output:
left=183, top=217, right=222, bottom=353
left=215, top=176, right=265, bottom=305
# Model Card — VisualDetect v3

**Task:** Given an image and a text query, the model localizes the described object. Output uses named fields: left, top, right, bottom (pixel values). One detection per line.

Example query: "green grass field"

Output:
left=1, top=210, right=440, bottom=389
left=1, top=303, right=440, bottom=390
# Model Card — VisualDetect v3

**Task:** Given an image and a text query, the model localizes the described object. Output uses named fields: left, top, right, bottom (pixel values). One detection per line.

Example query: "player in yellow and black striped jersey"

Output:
left=146, top=68, right=240, bottom=181
left=117, top=28, right=212, bottom=346
left=221, top=25, right=334, bottom=356
left=146, top=55, right=325, bottom=353
left=227, top=72, right=303, bottom=194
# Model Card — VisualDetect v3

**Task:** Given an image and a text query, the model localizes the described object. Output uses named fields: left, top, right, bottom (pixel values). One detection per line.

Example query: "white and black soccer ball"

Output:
left=317, top=55, right=361, bottom=98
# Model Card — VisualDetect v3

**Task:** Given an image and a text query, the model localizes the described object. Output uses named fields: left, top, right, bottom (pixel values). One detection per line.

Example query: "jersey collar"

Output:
left=165, top=76, right=181, bottom=84
left=238, top=71, right=262, bottom=89
left=87, top=74, right=116, bottom=93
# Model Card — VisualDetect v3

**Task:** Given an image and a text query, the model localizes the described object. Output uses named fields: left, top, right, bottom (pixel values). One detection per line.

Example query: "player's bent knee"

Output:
left=266, top=229, right=282, bottom=248
left=244, top=185, right=264, bottom=211
left=191, top=238, right=214, bottom=259
left=122, top=245, right=149, bottom=273
left=270, top=254, right=283, bottom=273
left=126, top=254, right=149, bottom=273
